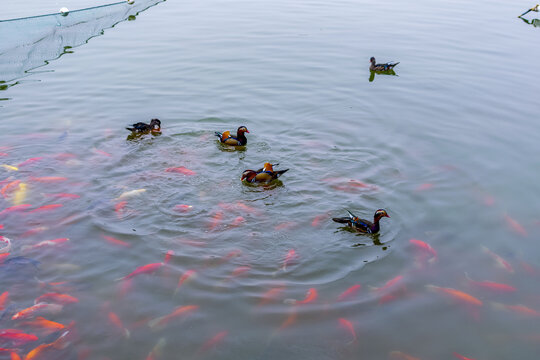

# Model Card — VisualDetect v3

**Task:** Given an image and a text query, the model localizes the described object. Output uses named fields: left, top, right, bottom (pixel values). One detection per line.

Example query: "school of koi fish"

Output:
left=1, top=131, right=539, bottom=360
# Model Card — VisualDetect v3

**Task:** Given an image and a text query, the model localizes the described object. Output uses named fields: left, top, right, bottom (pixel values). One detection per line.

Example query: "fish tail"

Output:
left=148, top=316, right=164, bottom=330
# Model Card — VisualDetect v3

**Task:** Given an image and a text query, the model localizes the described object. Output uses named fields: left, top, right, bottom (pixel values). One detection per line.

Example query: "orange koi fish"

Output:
left=43, top=193, right=80, bottom=199
left=27, top=204, right=63, bottom=213
left=108, top=312, right=130, bottom=338
left=165, top=167, right=196, bottom=176
left=0, top=291, right=8, bottom=310
left=10, top=352, right=21, bottom=360
left=465, top=273, right=516, bottom=293
left=1, top=180, right=20, bottom=198
left=453, top=352, right=476, bottom=360
left=174, top=270, right=196, bottom=295
left=148, top=305, right=199, bottom=330
left=230, top=216, right=245, bottom=227
left=426, top=285, right=483, bottom=306
left=173, top=204, right=193, bottom=213
left=34, top=293, right=78, bottom=305
left=0, top=330, right=38, bottom=344
left=279, top=309, right=298, bottom=330
left=114, top=201, right=127, bottom=219
left=21, top=227, right=48, bottom=238
left=282, top=249, right=298, bottom=271
left=338, top=284, right=362, bottom=301
left=208, top=211, right=223, bottom=231
left=482, top=246, right=514, bottom=273
left=29, top=177, right=68, bottom=183
left=409, top=239, right=437, bottom=260
left=230, top=266, right=251, bottom=278
left=92, top=148, right=111, bottom=157
left=12, top=303, right=63, bottom=320
left=274, top=222, right=298, bottom=231
left=285, top=288, right=318, bottom=305
left=18, top=157, right=44, bottom=167
left=258, top=286, right=286, bottom=306
left=118, top=262, right=163, bottom=281
left=24, top=328, right=72, bottom=360
left=338, top=318, right=357, bottom=343
left=504, top=214, right=527, bottom=237
left=22, top=238, right=69, bottom=251
left=235, top=201, right=263, bottom=216
left=198, top=331, right=228, bottom=353
left=20, top=317, right=65, bottom=334
left=373, top=275, right=405, bottom=293
left=492, top=303, right=540, bottom=317
left=0, top=204, right=32, bottom=215
left=101, top=235, right=131, bottom=248
left=389, top=351, right=421, bottom=360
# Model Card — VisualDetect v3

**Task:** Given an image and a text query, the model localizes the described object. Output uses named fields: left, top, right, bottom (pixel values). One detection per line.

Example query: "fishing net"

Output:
left=0, top=0, right=163, bottom=84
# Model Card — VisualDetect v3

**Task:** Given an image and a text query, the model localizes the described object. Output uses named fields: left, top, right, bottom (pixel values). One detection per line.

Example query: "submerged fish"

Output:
left=12, top=303, right=63, bottom=320
left=148, top=305, right=199, bottom=330
left=285, top=288, right=318, bottom=305
left=165, top=167, right=196, bottom=176
left=338, top=284, right=362, bottom=301
left=338, top=318, right=357, bottom=343
left=426, top=285, right=483, bottom=307
left=115, top=189, right=146, bottom=200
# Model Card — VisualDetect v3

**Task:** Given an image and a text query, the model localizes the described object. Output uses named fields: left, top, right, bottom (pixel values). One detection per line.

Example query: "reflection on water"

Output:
left=0, top=0, right=164, bottom=86
left=519, top=16, right=540, bottom=27
left=369, top=69, right=397, bottom=82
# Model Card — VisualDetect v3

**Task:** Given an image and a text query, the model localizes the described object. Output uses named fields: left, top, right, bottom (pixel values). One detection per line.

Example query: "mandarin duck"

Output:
left=241, top=163, right=289, bottom=184
left=332, top=209, right=389, bottom=234
left=215, top=126, right=249, bottom=146
left=370, top=57, right=399, bottom=72
left=126, top=119, right=161, bottom=133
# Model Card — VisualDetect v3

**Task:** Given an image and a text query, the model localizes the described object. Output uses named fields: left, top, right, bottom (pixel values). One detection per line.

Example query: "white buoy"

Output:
left=59, top=7, right=69, bottom=16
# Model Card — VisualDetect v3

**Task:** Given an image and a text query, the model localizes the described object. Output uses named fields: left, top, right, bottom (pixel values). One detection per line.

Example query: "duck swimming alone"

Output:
left=241, top=163, right=289, bottom=184
left=215, top=126, right=249, bottom=146
left=370, top=57, right=399, bottom=72
left=126, top=119, right=161, bottom=133
left=332, top=209, right=390, bottom=234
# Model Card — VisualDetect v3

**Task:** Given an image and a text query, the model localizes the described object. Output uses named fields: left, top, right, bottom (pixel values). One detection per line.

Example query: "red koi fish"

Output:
left=0, top=204, right=32, bottom=215
left=198, top=331, right=228, bottom=353
left=0, top=291, right=9, bottom=310
left=27, top=204, right=63, bottom=213
left=208, top=211, right=223, bottom=231
left=409, top=239, right=437, bottom=260
left=173, top=204, right=192, bottom=213
left=0, top=330, right=38, bottom=345
left=92, top=148, right=111, bottom=157
left=114, top=201, right=127, bottom=219
left=18, top=157, right=44, bottom=167
left=10, top=352, right=21, bottom=360
left=148, top=305, right=199, bottom=330
left=338, top=284, right=362, bottom=301
left=492, top=303, right=540, bottom=317
left=389, top=351, right=421, bottom=360
left=338, top=318, right=357, bottom=343
left=29, top=177, right=68, bottom=183
left=34, top=293, right=78, bottom=305
left=12, top=303, right=63, bottom=320
left=24, top=328, right=73, bottom=360
left=282, top=249, right=298, bottom=271
left=426, top=285, right=483, bottom=307
left=258, top=286, right=286, bottom=306
left=174, top=270, right=196, bottom=295
left=165, top=167, right=196, bottom=176
left=118, top=262, right=163, bottom=281
left=235, top=201, right=263, bottom=216
left=274, top=222, right=298, bottom=231
left=465, top=273, right=516, bottom=293
left=229, top=266, right=251, bottom=279
left=21, top=227, right=48, bottom=238
left=108, top=312, right=130, bottom=338
left=416, top=183, right=434, bottom=191
left=0, top=153, right=7, bottom=157
left=20, top=317, right=65, bottom=334
left=504, top=214, right=527, bottom=237
left=373, top=275, right=405, bottom=294
left=230, top=216, right=245, bottom=227
left=0, top=224, right=3, bottom=229
left=0, top=253, right=9, bottom=264
left=311, top=213, right=330, bottom=227
left=285, top=288, right=318, bottom=305
left=164, top=250, right=174, bottom=264
left=43, top=193, right=80, bottom=199
left=22, top=238, right=69, bottom=251
left=101, top=235, right=131, bottom=248
left=482, top=246, right=514, bottom=273
left=453, top=352, right=476, bottom=360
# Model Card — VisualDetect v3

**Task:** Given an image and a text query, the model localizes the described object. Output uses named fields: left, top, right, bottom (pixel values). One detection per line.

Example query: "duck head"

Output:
left=262, top=162, right=274, bottom=172
left=150, top=119, right=161, bottom=131
left=374, top=209, right=390, bottom=220
left=237, top=126, right=249, bottom=134
left=370, top=57, right=376, bottom=64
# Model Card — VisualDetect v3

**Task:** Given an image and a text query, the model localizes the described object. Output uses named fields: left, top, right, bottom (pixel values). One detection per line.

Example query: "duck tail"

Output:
left=332, top=217, right=350, bottom=224
left=126, top=127, right=135, bottom=132
left=274, top=169, right=289, bottom=178
left=390, top=62, right=399, bottom=68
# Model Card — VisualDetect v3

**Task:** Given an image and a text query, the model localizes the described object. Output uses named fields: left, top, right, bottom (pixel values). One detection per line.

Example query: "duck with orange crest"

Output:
left=215, top=126, right=249, bottom=146
left=332, top=209, right=389, bottom=234
left=241, top=163, right=289, bottom=184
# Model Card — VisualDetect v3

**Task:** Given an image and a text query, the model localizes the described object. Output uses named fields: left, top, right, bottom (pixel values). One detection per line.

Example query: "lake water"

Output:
left=1, top=0, right=540, bottom=359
